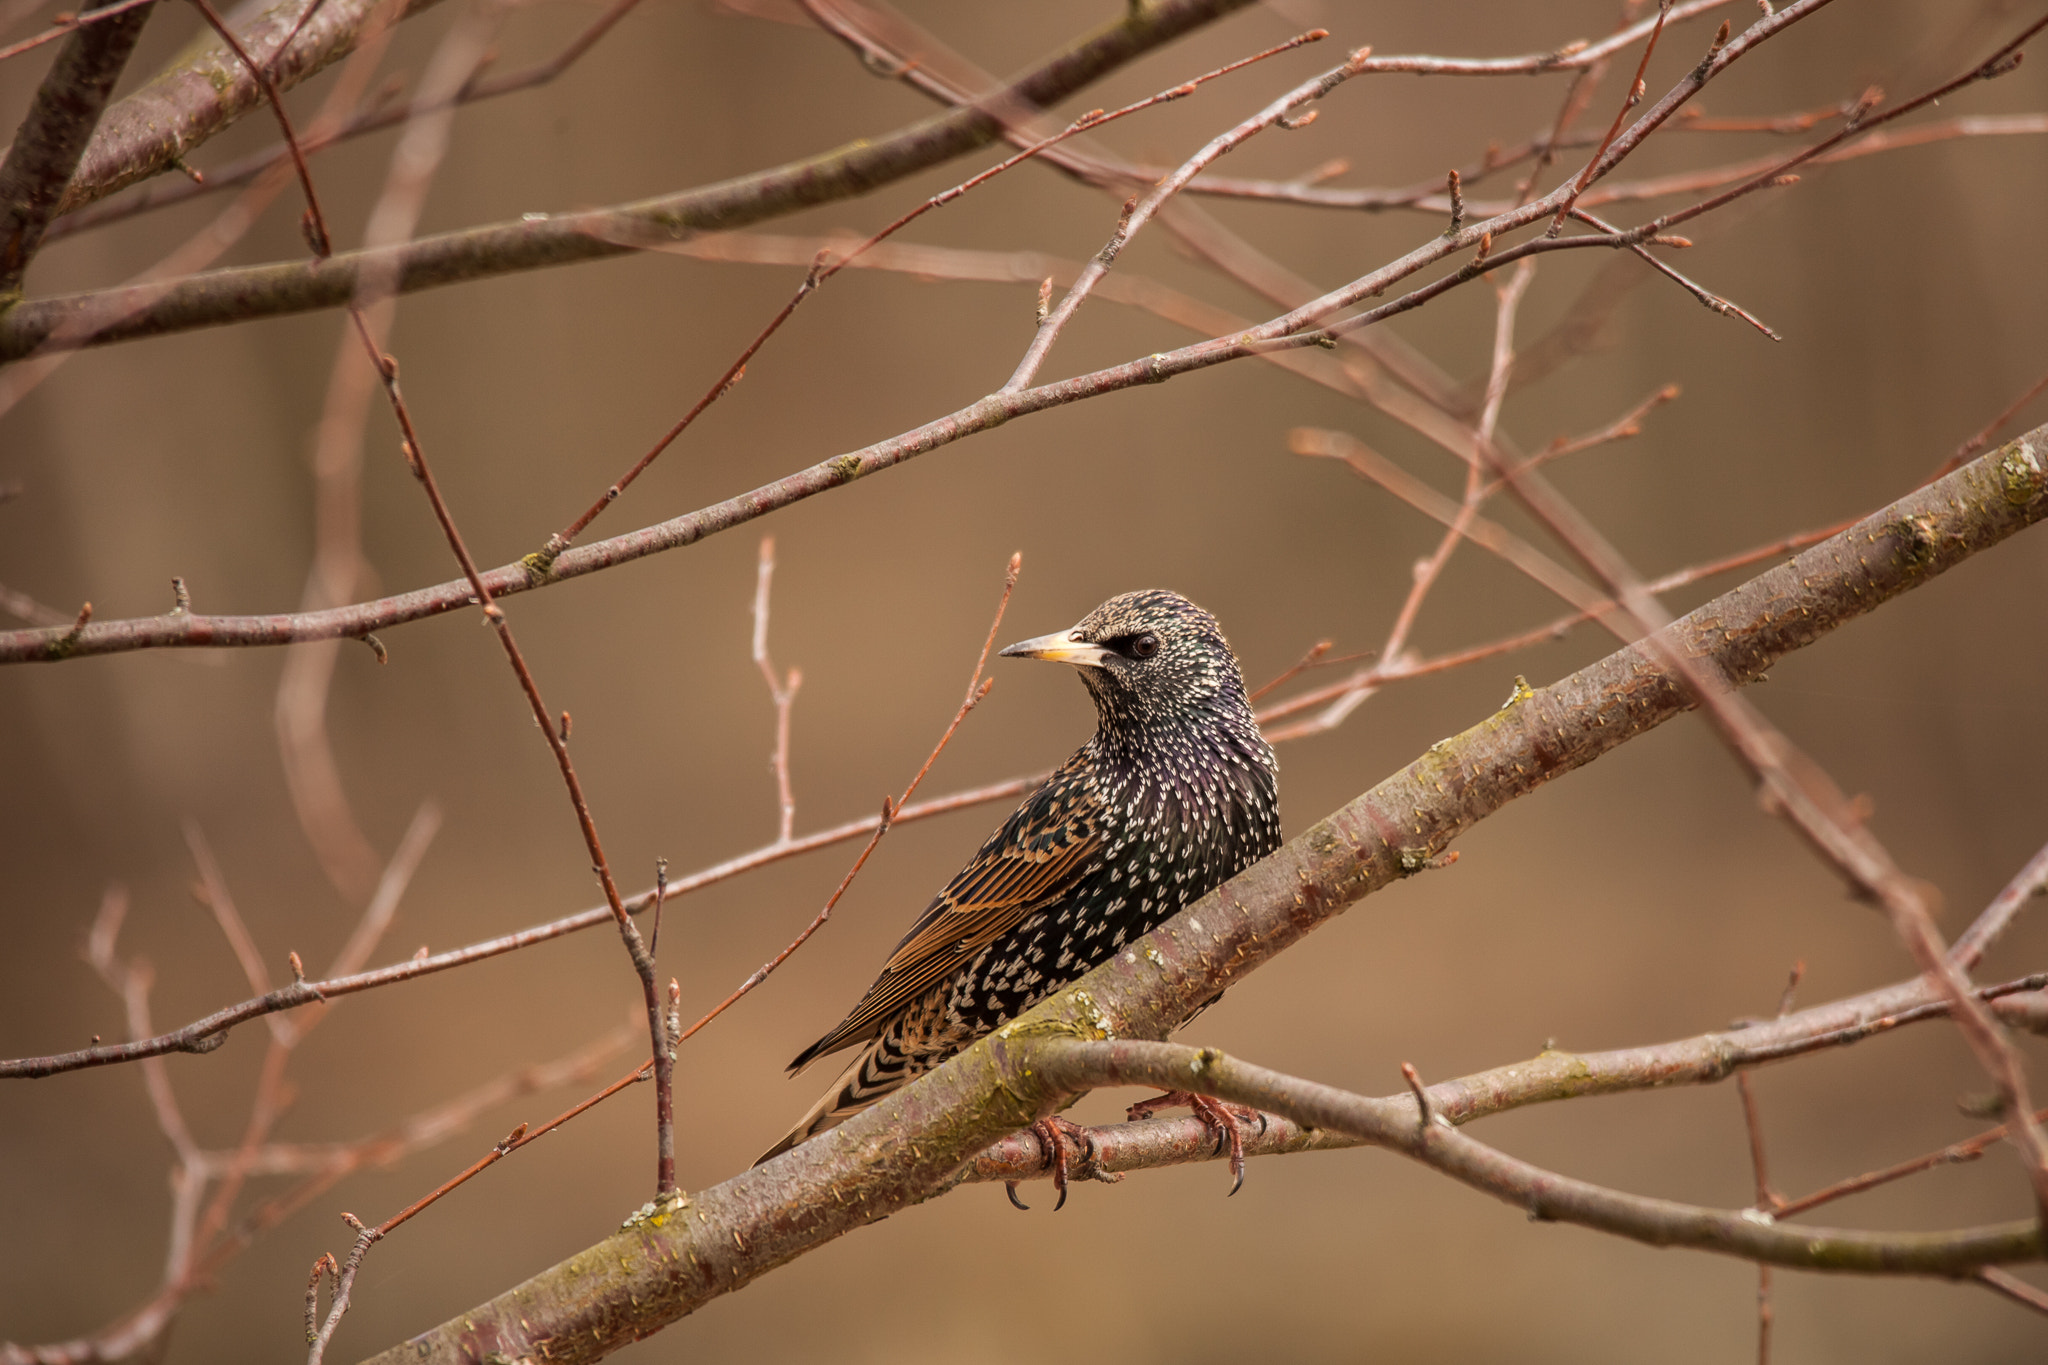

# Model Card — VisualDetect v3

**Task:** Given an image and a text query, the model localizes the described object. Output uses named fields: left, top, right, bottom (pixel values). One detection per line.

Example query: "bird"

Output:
left=758, top=589, right=1281, bottom=1200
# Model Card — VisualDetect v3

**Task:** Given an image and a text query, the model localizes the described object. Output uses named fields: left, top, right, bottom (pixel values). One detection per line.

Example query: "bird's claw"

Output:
left=1005, top=1115, right=1099, bottom=1212
left=1126, top=1090, right=1266, bottom=1195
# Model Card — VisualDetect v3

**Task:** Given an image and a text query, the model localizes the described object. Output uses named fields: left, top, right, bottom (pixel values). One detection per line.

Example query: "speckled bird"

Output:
left=760, top=589, right=1280, bottom=1165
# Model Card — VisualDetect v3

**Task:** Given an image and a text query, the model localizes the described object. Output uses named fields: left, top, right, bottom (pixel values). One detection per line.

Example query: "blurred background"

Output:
left=4, top=0, right=2047, bottom=1360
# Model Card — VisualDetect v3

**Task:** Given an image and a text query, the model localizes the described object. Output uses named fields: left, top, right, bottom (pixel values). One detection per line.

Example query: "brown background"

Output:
left=4, top=0, right=2047, bottom=1360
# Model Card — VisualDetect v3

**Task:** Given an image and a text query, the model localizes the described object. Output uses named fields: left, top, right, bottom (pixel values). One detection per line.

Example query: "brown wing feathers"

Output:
left=783, top=760, right=1103, bottom=1075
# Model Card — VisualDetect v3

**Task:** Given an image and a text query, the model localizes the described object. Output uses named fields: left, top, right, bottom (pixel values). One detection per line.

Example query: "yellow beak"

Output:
left=998, top=628, right=1112, bottom=668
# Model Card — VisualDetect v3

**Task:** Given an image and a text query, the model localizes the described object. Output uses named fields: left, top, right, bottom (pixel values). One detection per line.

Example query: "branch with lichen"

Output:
left=0, top=0, right=153, bottom=296
left=0, top=0, right=1256, bottom=358
left=39, top=0, right=448, bottom=216
left=353, top=430, right=2048, bottom=1365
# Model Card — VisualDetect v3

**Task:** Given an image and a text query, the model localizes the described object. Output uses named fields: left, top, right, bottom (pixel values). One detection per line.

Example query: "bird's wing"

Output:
left=787, top=756, right=1105, bottom=1072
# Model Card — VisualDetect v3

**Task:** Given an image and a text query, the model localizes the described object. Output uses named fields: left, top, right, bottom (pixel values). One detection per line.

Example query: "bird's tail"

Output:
left=755, top=1037, right=915, bottom=1166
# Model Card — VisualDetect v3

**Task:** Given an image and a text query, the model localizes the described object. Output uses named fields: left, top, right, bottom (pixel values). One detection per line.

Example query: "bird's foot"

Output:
left=1125, top=1090, right=1267, bottom=1195
left=1005, top=1115, right=1106, bottom=1212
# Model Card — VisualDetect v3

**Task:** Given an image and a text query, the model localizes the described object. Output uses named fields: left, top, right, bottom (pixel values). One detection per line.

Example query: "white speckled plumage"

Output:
left=759, top=591, right=1279, bottom=1164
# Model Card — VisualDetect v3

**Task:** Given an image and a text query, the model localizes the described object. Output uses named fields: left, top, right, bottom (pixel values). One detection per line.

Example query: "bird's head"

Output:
left=998, top=589, right=1248, bottom=732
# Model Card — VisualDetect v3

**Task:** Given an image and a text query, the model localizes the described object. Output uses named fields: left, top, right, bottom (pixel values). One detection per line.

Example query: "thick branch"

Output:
left=356, top=432, right=2048, bottom=1365
left=0, top=0, right=1253, bottom=358
left=32, top=0, right=446, bottom=216
left=0, top=0, right=153, bottom=295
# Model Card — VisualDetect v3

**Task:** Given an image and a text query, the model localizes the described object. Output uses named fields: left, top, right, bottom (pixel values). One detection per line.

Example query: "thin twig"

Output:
left=1737, top=960, right=1800, bottom=1365
left=1975, top=1266, right=2048, bottom=1317
left=0, top=3, right=1969, bottom=670
left=1932, top=366, right=2048, bottom=481
left=751, top=537, right=801, bottom=845
left=1256, top=516, right=1848, bottom=738
left=0, top=0, right=410, bottom=422
left=1775, top=1105, right=2048, bottom=1221
left=1548, top=0, right=1672, bottom=234
left=1002, top=41, right=1371, bottom=392
left=1, top=772, right=1052, bottom=1078
left=675, top=553, right=1022, bottom=1045
left=546, top=27, right=1326, bottom=557
left=0, top=0, right=157, bottom=65
left=1571, top=204, right=1779, bottom=338
left=1534, top=382, right=1681, bottom=463
left=184, top=0, right=333, bottom=256
left=1951, top=838, right=2048, bottom=972
left=305, top=1214, right=378, bottom=1365
left=1032, top=1038, right=2046, bottom=1272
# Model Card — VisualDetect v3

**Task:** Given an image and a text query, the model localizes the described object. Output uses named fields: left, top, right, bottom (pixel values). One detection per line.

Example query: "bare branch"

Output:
left=48, top=0, right=448, bottom=214
left=1, top=773, right=1047, bottom=1078
left=1028, top=1038, right=2042, bottom=1273
left=0, top=0, right=1260, bottom=357
left=674, top=552, right=1020, bottom=1047
left=0, top=0, right=152, bottom=293
left=1002, top=40, right=1366, bottom=391
left=42, top=0, right=647, bottom=242
left=359, top=431, right=2048, bottom=1363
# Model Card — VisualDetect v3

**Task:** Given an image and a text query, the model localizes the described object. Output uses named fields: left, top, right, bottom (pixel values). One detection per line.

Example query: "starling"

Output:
left=760, top=590, right=1281, bottom=1181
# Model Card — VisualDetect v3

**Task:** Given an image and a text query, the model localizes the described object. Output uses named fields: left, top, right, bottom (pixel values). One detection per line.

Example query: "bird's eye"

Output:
left=1128, top=632, right=1161, bottom=660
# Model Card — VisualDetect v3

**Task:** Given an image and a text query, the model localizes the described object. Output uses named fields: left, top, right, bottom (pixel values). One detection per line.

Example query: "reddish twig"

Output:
left=1384, top=260, right=1537, bottom=671
left=0, top=0, right=410, bottom=422
left=675, top=552, right=1021, bottom=1046
left=1535, top=382, right=1681, bottom=463
left=1776, top=1105, right=2048, bottom=1222
left=1632, top=17, right=2048, bottom=245
left=0, top=6, right=1921, bottom=663
left=184, top=0, right=332, bottom=256
left=38, top=813, right=437, bottom=1363
left=547, top=27, right=1327, bottom=557
left=1974, top=1266, right=2048, bottom=1317
left=1256, top=516, right=1849, bottom=738
left=1932, top=367, right=2048, bottom=482
left=1951, top=839, right=2048, bottom=972
left=1246, top=639, right=1338, bottom=702
left=266, top=0, right=691, bottom=1200
left=298, top=1033, right=666, bottom=1364
left=0, top=0, right=157, bottom=64
left=1737, top=961, right=1800, bottom=1365
left=1570, top=205, right=1779, bottom=338
left=1548, top=0, right=1672, bottom=234
left=1, top=772, right=1051, bottom=1078
left=1003, top=41, right=1369, bottom=392
left=1674, top=96, right=1855, bottom=133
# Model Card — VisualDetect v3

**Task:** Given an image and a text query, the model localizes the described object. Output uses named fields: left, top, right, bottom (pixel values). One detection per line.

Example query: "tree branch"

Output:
left=966, top=972, right=2048, bottom=1184
left=1, top=773, right=1042, bottom=1077
left=1024, top=1037, right=2043, bottom=1274
left=0, top=0, right=153, bottom=295
left=354, top=428, right=2048, bottom=1365
left=0, top=0, right=1255, bottom=358
left=38, top=0, right=447, bottom=216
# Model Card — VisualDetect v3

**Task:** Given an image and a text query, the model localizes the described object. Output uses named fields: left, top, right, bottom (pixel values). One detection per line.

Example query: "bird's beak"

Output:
left=999, top=628, right=1111, bottom=668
